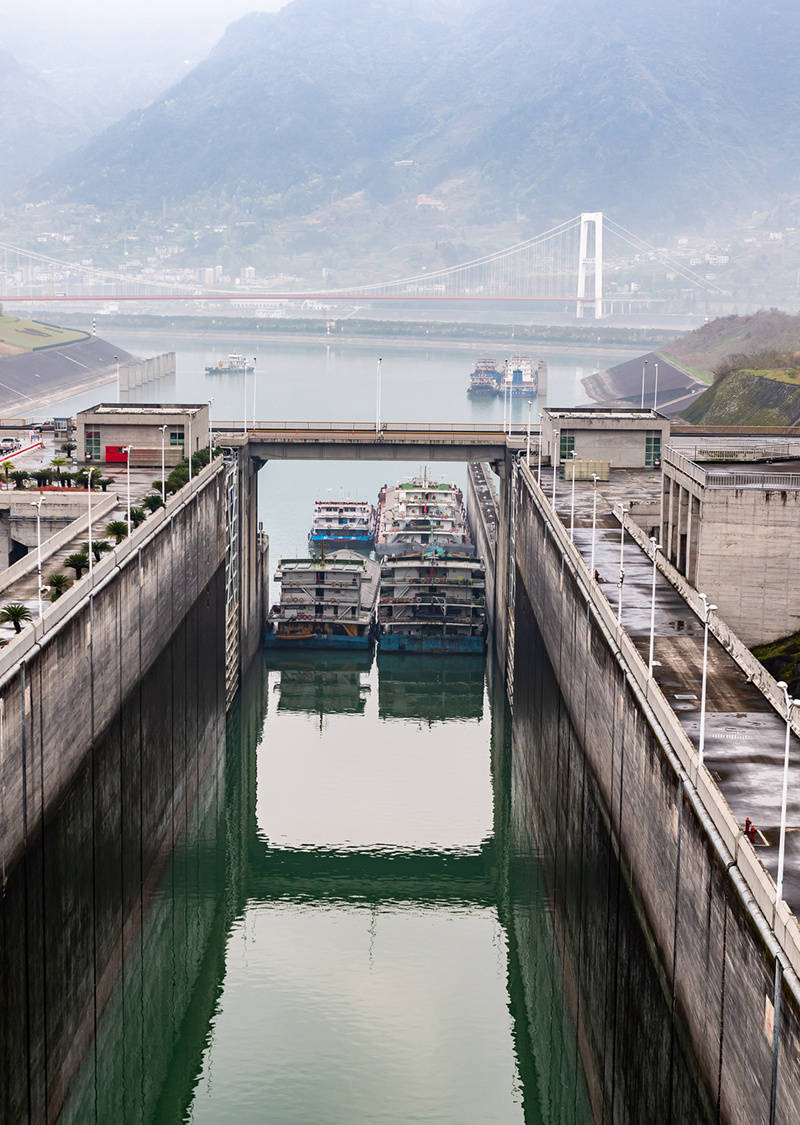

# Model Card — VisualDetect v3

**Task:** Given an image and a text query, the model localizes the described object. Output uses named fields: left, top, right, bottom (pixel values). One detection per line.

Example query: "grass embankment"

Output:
left=753, top=634, right=800, bottom=698
left=661, top=309, right=800, bottom=381
left=0, top=315, right=88, bottom=354
left=681, top=370, right=800, bottom=425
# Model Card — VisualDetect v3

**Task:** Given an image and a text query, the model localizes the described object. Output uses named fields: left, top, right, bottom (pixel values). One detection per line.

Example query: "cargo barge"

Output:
left=264, top=550, right=380, bottom=649
left=377, top=549, right=486, bottom=654
left=308, top=498, right=376, bottom=549
left=205, top=353, right=255, bottom=375
left=467, top=354, right=548, bottom=397
left=467, top=358, right=501, bottom=396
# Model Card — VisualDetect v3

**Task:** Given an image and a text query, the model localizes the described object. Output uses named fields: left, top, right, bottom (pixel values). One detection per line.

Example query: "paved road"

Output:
left=545, top=467, right=800, bottom=911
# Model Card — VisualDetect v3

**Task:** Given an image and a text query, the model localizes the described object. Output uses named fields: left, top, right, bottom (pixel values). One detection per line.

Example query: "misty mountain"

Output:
left=0, top=51, right=92, bottom=196
left=31, top=0, right=800, bottom=247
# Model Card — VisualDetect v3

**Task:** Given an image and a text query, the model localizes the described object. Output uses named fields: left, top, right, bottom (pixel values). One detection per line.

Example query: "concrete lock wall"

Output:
left=511, top=461, right=800, bottom=1123
left=0, top=459, right=227, bottom=879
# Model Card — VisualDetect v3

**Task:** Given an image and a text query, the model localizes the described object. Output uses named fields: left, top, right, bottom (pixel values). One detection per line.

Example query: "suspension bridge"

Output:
left=0, top=212, right=724, bottom=318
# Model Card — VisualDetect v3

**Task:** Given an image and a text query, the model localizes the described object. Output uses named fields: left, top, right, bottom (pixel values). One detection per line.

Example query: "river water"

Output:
left=7, top=329, right=712, bottom=1121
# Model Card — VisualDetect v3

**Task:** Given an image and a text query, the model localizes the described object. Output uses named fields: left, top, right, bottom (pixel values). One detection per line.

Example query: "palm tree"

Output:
left=96, top=476, right=114, bottom=492
left=1, top=460, right=12, bottom=489
left=47, top=573, right=71, bottom=601
left=0, top=603, right=32, bottom=633
left=64, top=552, right=90, bottom=579
left=32, top=469, right=53, bottom=488
left=130, top=506, right=146, bottom=528
left=50, top=457, right=67, bottom=481
left=81, top=539, right=112, bottom=562
left=10, top=470, right=29, bottom=490
left=60, top=441, right=77, bottom=457
left=106, top=520, right=129, bottom=545
left=142, top=493, right=164, bottom=513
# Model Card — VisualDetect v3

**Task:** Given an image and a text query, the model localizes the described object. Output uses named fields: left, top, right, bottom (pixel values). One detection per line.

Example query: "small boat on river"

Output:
left=205, top=353, right=255, bottom=375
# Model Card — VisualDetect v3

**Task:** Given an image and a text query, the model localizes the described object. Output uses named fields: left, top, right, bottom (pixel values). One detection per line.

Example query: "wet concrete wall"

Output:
left=511, top=464, right=800, bottom=1122
left=0, top=460, right=226, bottom=877
left=0, top=573, right=227, bottom=1124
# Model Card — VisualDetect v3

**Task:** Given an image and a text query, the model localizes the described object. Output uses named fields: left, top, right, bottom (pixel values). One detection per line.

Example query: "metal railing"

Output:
left=664, top=444, right=800, bottom=490
left=215, top=419, right=537, bottom=440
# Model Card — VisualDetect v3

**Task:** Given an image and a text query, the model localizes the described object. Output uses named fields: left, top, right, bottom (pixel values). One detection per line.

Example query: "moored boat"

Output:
left=375, top=474, right=474, bottom=557
left=467, top=358, right=500, bottom=396
left=377, top=548, right=486, bottom=654
left=308, top=498, right=376, bottom=549
left=264, top=550, right=380, bottom=649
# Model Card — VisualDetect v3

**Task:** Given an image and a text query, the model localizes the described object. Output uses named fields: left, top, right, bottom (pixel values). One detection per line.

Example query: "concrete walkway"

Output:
left=542, top=465, right=800, bottom=913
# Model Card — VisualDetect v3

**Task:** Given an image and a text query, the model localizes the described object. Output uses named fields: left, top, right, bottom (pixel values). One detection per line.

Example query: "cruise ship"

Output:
left=264, top=550, right=380, bottom=649
left=377, top=549, right=486, bottom=654
left=376, top=475, right=474, bottom=557
left=308, top=498, right=376, bottom=549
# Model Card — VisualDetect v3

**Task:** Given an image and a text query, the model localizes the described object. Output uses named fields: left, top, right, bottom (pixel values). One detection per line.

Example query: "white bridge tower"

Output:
left=576, top=211, right=604, bottom=319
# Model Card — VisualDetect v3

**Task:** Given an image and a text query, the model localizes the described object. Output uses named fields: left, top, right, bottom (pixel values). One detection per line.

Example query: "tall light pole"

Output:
left=537, top=421, right=543, bottom=486
left=187, top=415, right=193, bottom=482
left=775, top=681, right=797, bottom=903
left=87, top=466, right=96, bottom=576
left=502, top=377, right=508, bottom=434
left=698, top=592, right=718, bottom=766
left=617, top=504, right=629, bottom=622
left=115, top=355, right=120, bottom=402
left=590, top=473, right=599, bottom=576
left=375, top=357, right=382, bottom=435
left=551, top=429, right=560, bottom=511
left=31, top=496, right=43, bottom=620
left=526, top=399, right=533, bottom=467
left=653, top=361, right=659, bottom=413
left=208, top=399, right=214, bottom=464
left=159, top=425, right=167, bottom=502
left=252, top=357, right=257, bottom=428
left=648, top=536, right=662, bottom=675
left=640, top=359, right=648, bottom=409
left=124, top=446, right=133, bottom=534
left=242, top=366, right=248, bottom=435
left=569, top=450, right=577, bottom=540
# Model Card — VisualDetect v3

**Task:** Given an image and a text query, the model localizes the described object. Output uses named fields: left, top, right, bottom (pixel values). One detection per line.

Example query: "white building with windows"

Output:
left=76, top=403, right=210, bottom=466
left=540, top=407, right=669, bottom=470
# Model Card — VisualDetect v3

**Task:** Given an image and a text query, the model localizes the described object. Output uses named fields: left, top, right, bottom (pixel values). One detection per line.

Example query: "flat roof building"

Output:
left=541, top=407, right=669, bottom=470
left=76, top=403, right=210, bottom=467
left=660, top=443, right=800, bottom=644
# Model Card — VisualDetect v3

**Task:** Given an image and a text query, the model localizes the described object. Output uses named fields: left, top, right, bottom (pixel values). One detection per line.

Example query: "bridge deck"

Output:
left=217, top=421, right=531, bottom=461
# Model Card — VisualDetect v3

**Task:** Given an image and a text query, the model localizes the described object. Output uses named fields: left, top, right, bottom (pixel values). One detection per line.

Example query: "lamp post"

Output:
left=616, top=504, right=629, bottom=623
left=698, top=592, right=718, bottom=766
left=648, top=536, right=662, bottom=675
left=375, top=357, right=382, bottom=435
left=537, top=421, right=543, bottom=486
left=31, top=496, right=43, bottom=620
left=776, top=681, right=797, bottom=903
left=87, top=466, right=96, bottom=576
left=159, top=425, right=167, bottom=503
left=526, top=399, right=533, bottom=467
left=187, top=415, right=193, bottom=483
left=590, top=473, right=599, bottom=577
left=569, top=450, right=577, bottom=541
left=115, top=355, right=120, bottom=402
left=551, top=429, right=560, bottom=511
left=208, top=399, right=214, bottom=463
left=502, top=377, right=508, bottom=434
left=653, top=361, right=659, bottom=413
left=252, top=357, right=257, bottom=429
left=124, top=446, right=132, bottom=534
left=640, top=359, right=648, bottom=409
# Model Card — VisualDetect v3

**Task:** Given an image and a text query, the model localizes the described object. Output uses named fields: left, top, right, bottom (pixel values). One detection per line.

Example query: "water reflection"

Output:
left=4, top=626, right=716, bottom=1123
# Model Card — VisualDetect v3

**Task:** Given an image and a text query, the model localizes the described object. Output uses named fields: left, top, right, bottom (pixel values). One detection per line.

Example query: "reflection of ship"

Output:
left=500, top=355, right=548, bottom=397
left=378, top=548, right=486, bottom=654
left=265, top=651, right=372, bottom=715
left=376, top=474, right=474, bottom=557
left=264, top=550, right=379, bottom=648
left=467, top=358, right=501, bottom=396
left=204, top=353, right=255, bottom=374
left=377, top=653, right=485, bottom=721
left=308, top=498, right=376, bottom=549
